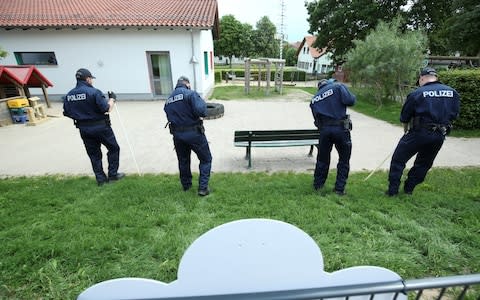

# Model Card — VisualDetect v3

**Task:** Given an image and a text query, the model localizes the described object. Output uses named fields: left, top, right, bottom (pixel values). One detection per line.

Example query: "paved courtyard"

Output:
left=1, top=92, right=479, bottom=177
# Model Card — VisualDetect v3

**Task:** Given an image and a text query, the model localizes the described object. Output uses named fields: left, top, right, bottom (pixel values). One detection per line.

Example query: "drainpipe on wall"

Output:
left=189, top=29, right=198, bottom=90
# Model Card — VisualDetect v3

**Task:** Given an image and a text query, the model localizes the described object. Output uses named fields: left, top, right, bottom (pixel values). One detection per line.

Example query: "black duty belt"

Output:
left=174, top=125, right=198, bottom=132
left=75, top=119, right=108, bottom=127
left=320, top=119, right=344, bottom=126
left=418, top=123, right=448, bottom=135
left=167, top=119, right=205, bottom=134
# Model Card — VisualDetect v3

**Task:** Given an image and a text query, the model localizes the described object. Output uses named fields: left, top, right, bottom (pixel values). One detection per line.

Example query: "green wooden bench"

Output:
left=234, top=129, right=320, bottom=168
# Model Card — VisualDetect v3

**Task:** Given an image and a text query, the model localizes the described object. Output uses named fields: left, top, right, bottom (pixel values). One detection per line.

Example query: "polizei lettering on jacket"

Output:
left=311, top=89, right=334, bottom=104
left=67, top=93, right=87, bottom=101
left=422, top=90, right=454, bottom=98
left=166, top=94, right=184, bottom=104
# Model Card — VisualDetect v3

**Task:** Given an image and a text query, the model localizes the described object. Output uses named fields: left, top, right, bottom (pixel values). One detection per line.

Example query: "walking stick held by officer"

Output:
left=108, top=91, right=142, bottom=176
left=363, top=120, right=410, bottom=182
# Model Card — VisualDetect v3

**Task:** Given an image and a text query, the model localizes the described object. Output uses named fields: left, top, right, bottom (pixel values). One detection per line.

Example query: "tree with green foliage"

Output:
left=442, top=0, right=480, bottom=56
left=0, top=46, right=7, bottom=59
left=305, top=0, right=408, bottom=63
left=283, top=44, right=298, bottom=66
left=405, top=0, right=480, bottom=56
left=214, top=15, right=254, bottom=67
left=345, top=19, right=427, bottom=105
left=405, top=0, right=453, bottom=55
left=306, top=0, right=480, bottom=59
left=252, top=16, right=279, bottom=58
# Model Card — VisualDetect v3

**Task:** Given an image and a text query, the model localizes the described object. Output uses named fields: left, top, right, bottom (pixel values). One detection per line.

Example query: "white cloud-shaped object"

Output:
left=78, top=219, right=405, bottom=300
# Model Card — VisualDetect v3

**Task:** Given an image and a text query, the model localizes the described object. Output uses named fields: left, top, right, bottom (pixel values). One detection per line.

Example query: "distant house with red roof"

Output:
left=0, top=0, right=219, bottom=100
left=296, top=36, right=333, bottom=75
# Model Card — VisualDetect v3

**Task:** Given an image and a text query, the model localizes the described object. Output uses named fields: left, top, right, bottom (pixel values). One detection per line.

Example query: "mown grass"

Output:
left=210, top=85, right=306, bottom=100
left=1, top=169, right=479, bottom=299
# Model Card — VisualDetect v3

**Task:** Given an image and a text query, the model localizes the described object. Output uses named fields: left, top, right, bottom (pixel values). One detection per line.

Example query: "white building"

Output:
left=214, top=55, right=245, bottom=66
left=0, top=0, right=220, bottom=100
left=296, top=36, right=334, bottom=75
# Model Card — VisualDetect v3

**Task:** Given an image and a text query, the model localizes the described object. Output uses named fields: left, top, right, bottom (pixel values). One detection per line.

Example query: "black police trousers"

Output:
left=388, top=129, right=444, bottom=194
left=79, top=124, right=120, bottom=184
left=172, top=130, right=212, bottom=191
left=314, top=125, right=352, bottom=192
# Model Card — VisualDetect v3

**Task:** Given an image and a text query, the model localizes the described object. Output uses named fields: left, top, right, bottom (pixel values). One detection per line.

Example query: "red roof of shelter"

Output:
left=0, top=0, right=219, bottom=31
left=0, top=66, right=53, bottom=87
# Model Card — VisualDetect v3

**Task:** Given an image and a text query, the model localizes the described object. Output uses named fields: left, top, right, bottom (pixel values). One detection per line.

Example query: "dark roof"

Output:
left=0, top=0, right=219, bottom=36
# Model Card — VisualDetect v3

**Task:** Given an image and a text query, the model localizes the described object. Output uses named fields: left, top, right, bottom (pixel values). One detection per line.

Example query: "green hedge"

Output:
left=440, top=69, right=480, bottom=129
left=214, top=69, right=306, bottom=83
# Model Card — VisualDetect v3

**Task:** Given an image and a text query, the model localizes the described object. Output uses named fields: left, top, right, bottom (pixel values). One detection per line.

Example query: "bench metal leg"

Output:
left=308, top=145, right=315, bottom=157
left=246, top=146, right=252, bottom=168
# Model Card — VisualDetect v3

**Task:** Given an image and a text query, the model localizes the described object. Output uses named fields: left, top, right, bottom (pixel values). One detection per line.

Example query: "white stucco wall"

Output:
left=197, top=29, right=215, bottom=96
left=315, top=53, right=334, bottom=74
left=0, top=27, right=215, bottom=100
left=297, top=45, right=314, bottom=73
left=296, top=45, right=333, bottom=74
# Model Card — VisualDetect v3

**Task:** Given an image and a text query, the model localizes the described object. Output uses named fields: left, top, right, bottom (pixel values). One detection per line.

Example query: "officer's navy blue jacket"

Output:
left=63, top=80, right=109, bottom=121
left=400, top=81, right=460, bottom=125
left=164, top=83, right=207, bottom=126
left=310, top=82, right=356, bottom=122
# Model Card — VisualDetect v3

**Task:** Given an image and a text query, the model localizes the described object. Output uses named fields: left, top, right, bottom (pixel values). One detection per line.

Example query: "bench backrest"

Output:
left=234, top=129, right=320, bottom=142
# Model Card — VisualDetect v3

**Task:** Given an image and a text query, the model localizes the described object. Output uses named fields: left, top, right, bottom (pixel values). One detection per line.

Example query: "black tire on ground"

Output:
left=205, top=102, right=224, bottom=120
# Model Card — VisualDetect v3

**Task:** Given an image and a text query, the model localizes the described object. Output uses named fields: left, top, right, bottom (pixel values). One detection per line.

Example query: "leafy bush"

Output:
left=214, top=71, right=222, bottom=83
left=345, top=19, right=427, bottom=105
left=440, top=69, right=480, bottom=129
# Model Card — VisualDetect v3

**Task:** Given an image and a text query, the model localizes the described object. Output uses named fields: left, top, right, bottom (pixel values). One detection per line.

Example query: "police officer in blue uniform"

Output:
left=310, top=78, right=356, bottom=195
left=164, top=76, right=212, bottom=196
left=63, top=68, right=125, bottom=186
left=386, top=67, right=460, bottom=196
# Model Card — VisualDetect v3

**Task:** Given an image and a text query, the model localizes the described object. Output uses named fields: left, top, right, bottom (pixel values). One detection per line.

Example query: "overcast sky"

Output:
left=217, top=0, right=311, bottom=43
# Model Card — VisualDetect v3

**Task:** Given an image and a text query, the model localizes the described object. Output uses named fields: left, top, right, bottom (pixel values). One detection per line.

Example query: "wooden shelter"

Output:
left=0, top=65, right=53, bottom=108
left=244, top=58, right=285, bottom=96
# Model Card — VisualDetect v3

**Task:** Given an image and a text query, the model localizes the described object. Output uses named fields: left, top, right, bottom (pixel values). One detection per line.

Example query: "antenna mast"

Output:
left=279, top=0, right=286, bottom=59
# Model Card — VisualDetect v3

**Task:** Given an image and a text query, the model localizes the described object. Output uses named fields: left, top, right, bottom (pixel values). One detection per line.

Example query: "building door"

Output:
left=148, top=52, right=173, bottom=97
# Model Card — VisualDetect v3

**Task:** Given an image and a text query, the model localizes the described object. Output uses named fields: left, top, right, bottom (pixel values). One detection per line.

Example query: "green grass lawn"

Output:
left=1, top=169, right=479, bottom=299
left=210, top=85, right=303, bottom=100
left=1, top=85, right=479, bottom=299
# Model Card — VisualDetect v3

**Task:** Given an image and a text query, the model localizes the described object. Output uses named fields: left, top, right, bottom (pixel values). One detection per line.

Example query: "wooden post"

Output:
left=41, top=84, right=51, bottom=108
left=23, top=86, right=31, bottom=98
left=17, top=85, right=26, bottom=96
left=31, top=72, right=52, bottom=108
left=266, top=60, right=271, bottom=96
left=244, top=58, right=250, bottom=94
left=275, top=61, right=284, bottom=95
left=257, top=63, right=261, bottom=89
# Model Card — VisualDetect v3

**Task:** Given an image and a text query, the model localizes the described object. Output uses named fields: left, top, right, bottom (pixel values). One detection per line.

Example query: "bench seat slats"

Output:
left=233, top=129, right=320, bottom=168
left=235, top=135, right=320, bottom=142
left=234, top=140, right=319, bottom=147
